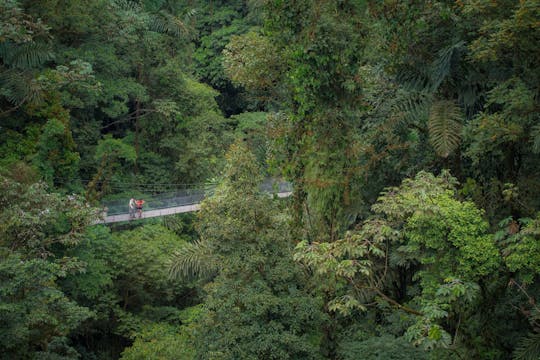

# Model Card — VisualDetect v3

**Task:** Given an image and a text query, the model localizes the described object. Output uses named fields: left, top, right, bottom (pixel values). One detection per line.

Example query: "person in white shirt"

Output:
left=129, top=198, right=136, bottom=219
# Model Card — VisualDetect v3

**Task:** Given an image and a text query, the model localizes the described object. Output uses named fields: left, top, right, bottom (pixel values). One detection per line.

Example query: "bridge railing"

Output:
left=102, top=188, right=210, bottom=216
left=100, top=180, right=291, bottom=216
left=260, top=179, right=293, bottom=193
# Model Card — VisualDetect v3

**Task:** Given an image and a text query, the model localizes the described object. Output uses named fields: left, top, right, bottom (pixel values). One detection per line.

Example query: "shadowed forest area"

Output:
left=1, top=0, right=539, bottom=359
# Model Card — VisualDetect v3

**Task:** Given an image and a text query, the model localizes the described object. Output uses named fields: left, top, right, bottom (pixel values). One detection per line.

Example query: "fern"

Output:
left=396, top=66, right=431, bottom=91
left=113, top=0, right=194, bottom=38
left=391, top=90, right=431, bottom=126
left=149, top=11, right=185, bottom=36
left=428, top=100, right=463, bottom=158
left=0, top=68, right=44, bottom=105
left=0, top=42, right=53, bottom=69
left=168, top=239, right=218, bottom=280
left=112, top=0, right=142, bottom=13
left=430, top=41, right=465, bottom=92
left=149, top=8, right=196, bottom=38
left=514, top=332, right=540, bottom=360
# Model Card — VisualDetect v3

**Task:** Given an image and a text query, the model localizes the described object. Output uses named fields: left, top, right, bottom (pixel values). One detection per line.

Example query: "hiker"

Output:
left=135, top=199, right=145, bottom=218
left=129, top=198, right=136, bottom=219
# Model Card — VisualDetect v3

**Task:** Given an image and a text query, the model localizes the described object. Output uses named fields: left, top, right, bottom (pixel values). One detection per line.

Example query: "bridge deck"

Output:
left=95, top=191, right=291, bottom=224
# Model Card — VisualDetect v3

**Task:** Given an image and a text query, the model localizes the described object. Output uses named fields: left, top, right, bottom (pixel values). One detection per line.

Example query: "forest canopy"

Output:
left=0, top=0, right=539, bottom=359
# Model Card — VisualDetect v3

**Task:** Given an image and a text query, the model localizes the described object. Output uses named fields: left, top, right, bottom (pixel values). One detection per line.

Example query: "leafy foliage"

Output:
left=514, top=331, right=540, bottom=360
left=428, top=100, right=462, bottom=158
left=1, top=0, right=540, bottom=358
left=0, top=175, right=96, bottom=358
left=223, top=31, right=284, bottom=93
left=0, top=41, right=53, bottom=69
left=168, top=239, right=218, bottom=280
left=296, top=171, right=501, bottom=350
left=34, top=118, right=80, bottom=188
left=338, top=334, right=429, bottom=360
left=179, top=142, right=326, bottom=359
left=497, top=215, right=540, bottom=285
left=0, top=254, right=93, bottom=359
left=0, top=176, right=96, bottom=257
left=120, top=322, right=195, bottom=360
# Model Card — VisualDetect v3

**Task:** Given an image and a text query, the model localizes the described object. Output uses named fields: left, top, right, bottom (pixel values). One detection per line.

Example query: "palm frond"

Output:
left=428, top=100, right=462, bottom=158
left=0, top=68, right=44, bottom=105
left=391, top=90, right=431, bottom=125
left=112, top=0, right=142, bottom=13
left=168, top=239, right=218, bottom=280
left=396, top=66, right=431, bottom=91
left=184, top=8, right=197, bottom=19
left=0, top=42, right=53, bottom=69
left=149, top=10, right=192, bottom=37
left=430, top=41, right=465, bottom=92
left=514, top=332, right=540, bottom=360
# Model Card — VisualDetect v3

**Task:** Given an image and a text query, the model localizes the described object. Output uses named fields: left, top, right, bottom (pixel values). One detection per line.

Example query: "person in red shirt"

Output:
left=135, top=199, right=145, bottom=218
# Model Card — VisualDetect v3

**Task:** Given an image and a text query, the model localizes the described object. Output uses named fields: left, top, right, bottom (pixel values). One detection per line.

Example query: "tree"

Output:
left=171, top=142, right=326, bottom=359
left=120, top=305, right=203, bottom=360
left=496, top=215, right=540, bottom=360
left=190, top=0, right=261, bottom=115
left=223, top=31, right=285, bottom=96
left=0, top=174, right=96, bottom=358
left=0, top=0, right=52, bottom=115
left=86, top=135, right=136, bottom=201
left=34, top=117, right=80, bottom=189
left=296, top=171, right=502, bottom=353
left=262, top=0, right=366, bottom=242
left=1, top=0, right=539, bottom=358
left=0, top=175, right=95, bottom=258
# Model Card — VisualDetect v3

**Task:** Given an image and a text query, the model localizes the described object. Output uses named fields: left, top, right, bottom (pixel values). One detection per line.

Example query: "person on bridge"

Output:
left=135, top=199, right=145, bottom=218
left=129, top=198, right=136, bottom=219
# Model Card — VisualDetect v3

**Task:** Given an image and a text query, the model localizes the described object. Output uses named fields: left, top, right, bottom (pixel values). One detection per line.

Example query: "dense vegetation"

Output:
left=1, top=0, right=539, bottom=359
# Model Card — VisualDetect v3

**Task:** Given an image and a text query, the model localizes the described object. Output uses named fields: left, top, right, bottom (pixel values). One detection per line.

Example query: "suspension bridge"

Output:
left=94, top=180, right=292, bottom=224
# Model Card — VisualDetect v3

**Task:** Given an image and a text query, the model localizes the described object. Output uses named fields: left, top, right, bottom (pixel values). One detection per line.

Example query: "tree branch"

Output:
left=100, top=108, right=156, bottom=130
left=372, top=287, right=423, bottom=316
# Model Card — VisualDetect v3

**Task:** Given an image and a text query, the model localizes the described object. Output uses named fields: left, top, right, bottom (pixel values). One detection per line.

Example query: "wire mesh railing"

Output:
left=102, top=188, right=208, bottom=216
left=100, top=180, right=291, bottom=216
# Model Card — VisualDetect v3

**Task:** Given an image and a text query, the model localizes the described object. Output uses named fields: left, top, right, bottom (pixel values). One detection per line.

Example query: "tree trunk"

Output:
left=134, top=99, right=140, bottom=175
